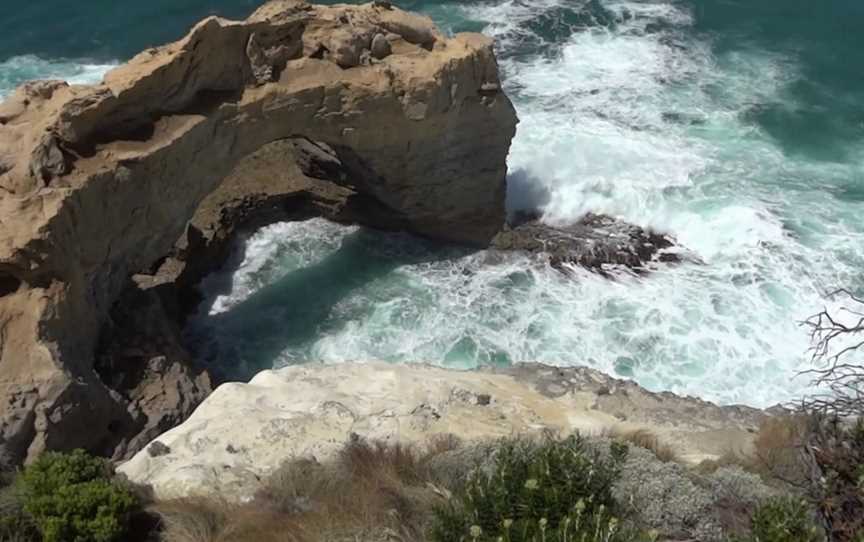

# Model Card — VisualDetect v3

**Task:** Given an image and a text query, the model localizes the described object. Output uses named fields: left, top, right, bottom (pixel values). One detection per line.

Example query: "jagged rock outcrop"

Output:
left=492, top=213, right=681, bottom=274
left=0, top=0, right=517, bottom=462
left=118, top=362, right=767, bottom=501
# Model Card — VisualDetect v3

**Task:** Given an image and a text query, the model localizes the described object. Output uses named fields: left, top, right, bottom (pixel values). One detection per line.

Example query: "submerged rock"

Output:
left=0, top=0, right=516, bottom=462
left=492, top=212, right=680, bottom=274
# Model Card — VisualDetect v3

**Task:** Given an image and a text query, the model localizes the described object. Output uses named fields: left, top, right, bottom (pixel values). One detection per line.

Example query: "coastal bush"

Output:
left=16, top=449, right=138, bottom=542
left=704, top=414, right=864, bottom=541
left=431, top=434, right=649, bottom=541
left=799, top=291, right=864, bottom=540
left=802, top=417, right=864, bottom=541
left=735, top=497, right=822, bottom=542
left=612, top=443, right=724, bottom=541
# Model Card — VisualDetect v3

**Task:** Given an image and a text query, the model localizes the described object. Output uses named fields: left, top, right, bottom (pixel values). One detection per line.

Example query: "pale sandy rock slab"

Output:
left=119, top=362, right=766, bottom=500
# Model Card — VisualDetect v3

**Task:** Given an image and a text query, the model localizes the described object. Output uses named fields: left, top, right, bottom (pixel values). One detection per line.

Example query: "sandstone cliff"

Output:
left=0, top=0, right=517, bottom=462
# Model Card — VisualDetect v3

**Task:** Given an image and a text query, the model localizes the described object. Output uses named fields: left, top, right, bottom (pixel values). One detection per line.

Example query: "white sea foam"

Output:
left=0, top=55, right=115, bottom=98
left=187, top=0, right=864, bottom=407
left=201, top=220, right=357, bottom=316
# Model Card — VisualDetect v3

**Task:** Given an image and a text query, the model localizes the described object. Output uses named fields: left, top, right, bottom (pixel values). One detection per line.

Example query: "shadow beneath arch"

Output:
left=184, top=226, right=474, bottom=381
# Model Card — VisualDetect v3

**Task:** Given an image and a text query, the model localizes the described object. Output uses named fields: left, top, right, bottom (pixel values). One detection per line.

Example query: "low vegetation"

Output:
left=602, top=429, right=677, bottom=464
left=430, top=434, right=648, bottom=542
left=155, top=436, right=460, bottom=542
left=0, top=422, right=860, bottom=541
left=0, top=449, right=141, bottom=542
left=737, top=497, right=823, bottom=542
left=4, top=289, right=864, bottom=542
left=697, top=415, right=810, bottom=481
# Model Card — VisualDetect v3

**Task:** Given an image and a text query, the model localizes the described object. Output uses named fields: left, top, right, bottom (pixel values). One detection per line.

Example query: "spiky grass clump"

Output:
left=431, top=434, right=651, bottom=542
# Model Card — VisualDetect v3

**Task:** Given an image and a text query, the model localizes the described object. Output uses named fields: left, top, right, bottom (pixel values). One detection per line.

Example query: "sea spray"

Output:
left=0, top=55, right=114, bottom=97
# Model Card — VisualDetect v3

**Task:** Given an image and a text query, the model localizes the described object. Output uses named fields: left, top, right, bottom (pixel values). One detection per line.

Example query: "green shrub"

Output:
left=0, top=484, right=37, bottom=541
left=431, top=434, right=648, bottom=542
left=17, top=449, right=138, bottom=542
left=737, top=497, right=822, bottom=542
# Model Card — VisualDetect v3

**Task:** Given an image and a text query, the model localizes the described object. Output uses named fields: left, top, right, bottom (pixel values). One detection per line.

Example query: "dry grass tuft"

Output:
left=606, top=427, right=679, bottom=463
left=155, top=498, right=307, bottom=542
left=339, top=439, right=426, bottom=485
left=696, top=415, right=809, bottom=486
left=750, top=415, right=808, bottom=480
left=696, top=451, right=749, bottom=474
left=155, top=436, right=464, bottom=542
left=424, top=433, right=462, bottom=458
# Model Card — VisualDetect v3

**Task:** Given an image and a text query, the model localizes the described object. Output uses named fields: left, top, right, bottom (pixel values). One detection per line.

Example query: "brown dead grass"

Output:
left=751, top=415, right=807, bottom=475
left=155, top=497, right=308, bottom=542
left=154, top=436, right=463, bottom=542
left=605, top=427, right=679, bottom=463
left=696, top=415, right=809, bottom=486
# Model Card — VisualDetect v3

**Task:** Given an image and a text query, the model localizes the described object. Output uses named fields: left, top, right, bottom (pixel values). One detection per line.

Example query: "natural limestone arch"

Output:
left=0, top=1, right=516, bottom=461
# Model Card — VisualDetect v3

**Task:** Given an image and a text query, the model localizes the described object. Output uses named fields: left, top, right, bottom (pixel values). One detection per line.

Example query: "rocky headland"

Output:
left=1, top=0, right=693, bottom=470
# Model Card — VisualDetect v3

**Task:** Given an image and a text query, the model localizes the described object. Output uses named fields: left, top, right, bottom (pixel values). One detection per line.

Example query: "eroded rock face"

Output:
left=117, top=362, right=766, bottom=501
left=0, top=1, right=516, bottom=462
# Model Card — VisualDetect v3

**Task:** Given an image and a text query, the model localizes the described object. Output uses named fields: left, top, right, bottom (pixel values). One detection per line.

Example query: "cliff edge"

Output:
left=119, top=362, right=767, bottom=500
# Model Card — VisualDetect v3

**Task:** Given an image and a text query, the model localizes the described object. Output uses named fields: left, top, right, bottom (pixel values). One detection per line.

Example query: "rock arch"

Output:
left=0, top=0, right=516, bottom=461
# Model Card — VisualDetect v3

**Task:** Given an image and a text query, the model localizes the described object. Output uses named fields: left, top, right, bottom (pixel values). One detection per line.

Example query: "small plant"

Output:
left=0, top=484, right=37, bottom=542
left=736, top=497, right=823, bottom=542
left=431, top=434, right=646, bottom=541
left=16, top=449, right=138, bottom=542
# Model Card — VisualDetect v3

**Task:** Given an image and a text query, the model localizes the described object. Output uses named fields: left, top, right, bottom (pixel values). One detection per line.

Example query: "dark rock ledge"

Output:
left=491, top=212, right=682, bottom=275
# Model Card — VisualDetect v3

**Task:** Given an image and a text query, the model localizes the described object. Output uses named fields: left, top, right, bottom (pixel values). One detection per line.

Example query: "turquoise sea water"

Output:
left=2, top=1, right=862, bottom=406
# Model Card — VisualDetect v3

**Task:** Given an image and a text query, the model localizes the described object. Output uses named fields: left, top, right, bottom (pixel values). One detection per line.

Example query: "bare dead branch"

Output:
left=798, top=288, right=864, bottom=418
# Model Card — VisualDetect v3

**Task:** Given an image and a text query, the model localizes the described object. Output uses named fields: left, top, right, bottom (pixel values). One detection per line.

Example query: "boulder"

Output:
left=0, top=1, right=517, bottom=462
left=370, top=33, right=391, bottom=59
